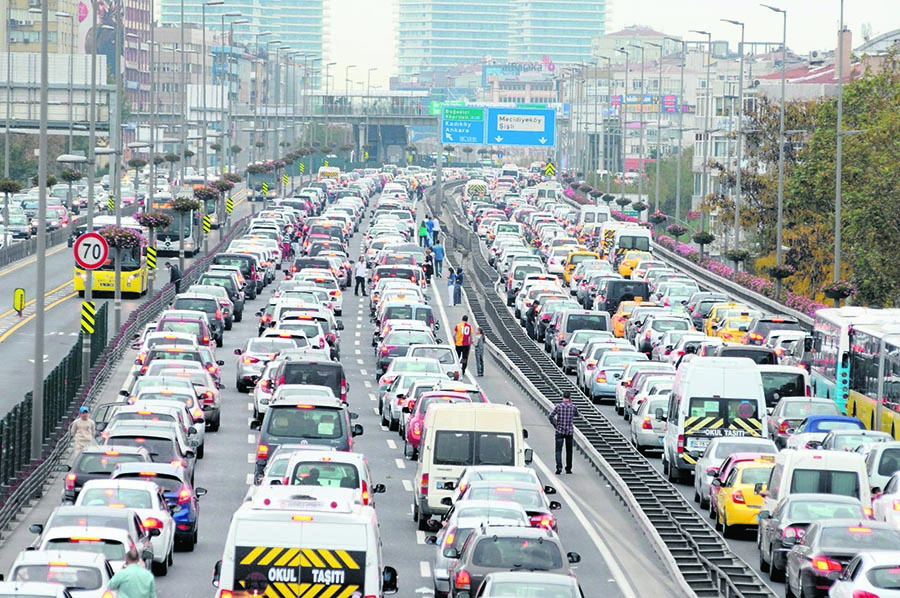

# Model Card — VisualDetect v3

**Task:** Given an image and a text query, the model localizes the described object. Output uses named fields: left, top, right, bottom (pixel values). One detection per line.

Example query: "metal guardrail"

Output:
left=0, top=215, right=251, bottom=538
left=427, top=182, right=778, bottom=598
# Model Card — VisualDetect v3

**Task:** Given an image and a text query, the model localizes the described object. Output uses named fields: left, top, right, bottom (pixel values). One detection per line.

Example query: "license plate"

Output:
left=279, top=500, right=323, bottom=510
left=657, top=436, right=664, bottom=444
left=687, top=437, right=710, bottom=451
left=435, top=481, right=455, bottom=490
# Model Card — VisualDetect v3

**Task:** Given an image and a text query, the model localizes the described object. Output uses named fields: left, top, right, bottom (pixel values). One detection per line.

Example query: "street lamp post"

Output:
left=614, top=48, right=629, bottom=200
left=56, top=12, right=75, bottom=153
left=251, top=32, right=271, bottom=165
left=646, top=41, right=664, bottom=213
left=723, top=19, right=746, bottom=249
left=691, top=30, right=713, bottom=233
left=263, top=39, right=282, bottom=159
left=666, top=37, right=687, bottom=222
left=834, top=0, right=846, bottom=299
left=628, top=45, right=646, bottom=205
left=324, top=62, right=336, bottom=147
left=201, top=0, right=225, bottom=192
left=763, top=4, right=788, bottom=298
left=597, top=56, right=612, bottom=194
left=345, top=64, right=356, bottom=109
left=275, top=45, right=291, bottom=164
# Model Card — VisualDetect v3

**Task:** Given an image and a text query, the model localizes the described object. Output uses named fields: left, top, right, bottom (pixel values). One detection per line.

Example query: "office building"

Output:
left=510, top=0, right=606, bottom=63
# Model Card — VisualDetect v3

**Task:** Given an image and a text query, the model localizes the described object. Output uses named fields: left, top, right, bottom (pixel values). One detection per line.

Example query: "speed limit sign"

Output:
left=73, top=232, right=110, bottom=270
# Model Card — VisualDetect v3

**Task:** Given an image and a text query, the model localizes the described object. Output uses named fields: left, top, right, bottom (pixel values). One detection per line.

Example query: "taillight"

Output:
left=202, top=336, right=210, bottom=344
left=135, top=351, right=146, bottom=364
left=341, top=379, right=347, bottom=403
left=782, top=526, right=805, bottom=541
left=454, top=569, right=471, bottom=589
left=806, top=385, right=812, bottom=396
left=811, top=556, right=843, bottom=572
left=202, top=391, right=216, bottom=404
left=65, top=473, right=76, bottom=490
left=215, top=310, right=223, bottom=319
left=143, top=517, right=163, bottom=529
left=412, top=420, right=422, bottom=439
left=178, top=487, right=192, bottom=503
left=529, top=514, right=554, bottom=529
left=677, top=434, right=684, bottom=454
left=420, top=473, right=429, bottom=496
left=778, top=421, right=790, bottom=434
left=642, top=417, right=653, bottom=430
left=380, top=347, right=390, bottom=356
left=731, top=490, right=745, bottom=504
left=595, top=370, right=607, bottom=383
left=362, top=480, right=370, bottom=505
left=219, top=591, right=234, bottom=598
left=242, top=356, right=260, bottom=364
left=257, top=444, right=269, bottom=460
left=207, top=364, right=218, bottom=374
left=851, top=591, right=880, bottom=598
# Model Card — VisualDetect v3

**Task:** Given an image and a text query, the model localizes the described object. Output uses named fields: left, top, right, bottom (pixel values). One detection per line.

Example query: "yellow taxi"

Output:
left=611, top=300, right=653, bottom=338
left=714, top=315, right=754, bottom=344
left=703, top=302, right=750, bottom=336
left=563, top=251, right=601, bottom=284
left=714, top=460, right=774, bottom=538
left=618, top=250, right=653, bottom=278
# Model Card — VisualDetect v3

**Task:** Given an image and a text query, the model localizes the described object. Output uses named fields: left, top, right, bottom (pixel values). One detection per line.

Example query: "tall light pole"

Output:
left=597, top=56, right=612, bottom=194
left=263, top=39, right=283, bottom=160
left=31, top=0, right=50, bottom=459
left=646, top=41, right=664, bottom=212
left=4, top=0, right=12, bottom=178
left=665, top=37, right=687, bottom=223
left=763, top=4, right=788, bottom=297
left=218, top=12, right=241, bottom=174
left=201, top=0, right=225, bottom=189
left=614, top=48, right=629, bottom=200
left=226, top=18, right=248, bottom=175
left=723, top=19, right=746, bottom=249
left=55, top=12, right=75, bottom=153
left=274, top=45, right=291, bottom=163
left=324, top=62, right=336, bottom=147
left=345, top=64, right=356, bottom=103
left=834, top=0, right=846, bottom=294
left=110, top=4, right=125, bottom=331
left=628, top=45, right=646, bottom=204
left=179, top=0, right=187, bottom=185
left=691, top=30, right=713, bottom=233
left=251, top=32, right=272, bottom=164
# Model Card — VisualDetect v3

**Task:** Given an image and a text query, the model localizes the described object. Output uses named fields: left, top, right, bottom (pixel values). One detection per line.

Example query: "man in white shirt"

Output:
left=354, top=257, right=368, bottom=297
left=432, top=218, right=442, bottom=245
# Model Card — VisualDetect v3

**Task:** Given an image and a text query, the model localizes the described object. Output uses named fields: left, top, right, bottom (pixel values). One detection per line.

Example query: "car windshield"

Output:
left=80, top=487, right=154, bottom=508
left=782, top=402, right=839, bottom=418
left=156, top=321, right=202, bottom=337
left=75, top=453, right=146, bottom=475
left=832, top=434, right=886, bottom=450
left=265, top=407, right=344, bottom=439
left=384, top=331, right=433, bottom=345
left=45, top=538, right=126, bottom=562
left=115, top=473, right=183, bottom=493
left=471, top=537, right=563, bottom=570
left=739, top=467, right=773, bottom=485
left=12, top=564, right=103, bottom=590
left=410, top=348, right=455, bottom=364
left=106, top=436, right=174, bottom=461
left=786, top=500, right=862, bottom=520
left=600, top=352, right=646, bottom=368
left=653, top=319, right=690, bottom=332
left=247, top=339, right=297, bottom=353
left=489, top=581, right=577, bottom=598
left=761, top=373, right=807, bottom=407
left=820, top=527, right=900, bottom=550
left=393, top=360, right=441, bottom=374
left=565, top=314, right=607, bottom=333
left=289, top=462, right=360, bottom=488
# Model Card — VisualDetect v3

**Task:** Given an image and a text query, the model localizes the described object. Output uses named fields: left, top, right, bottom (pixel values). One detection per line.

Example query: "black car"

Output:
left=685, top=292, right=729, bottom=330
left=746, top=315, right=804, bottom=346
left=713, top=345, right=777, bottom=365
left=196, top=272, right=245, bottom=320
left=594, top=279, right=650, bottom=315
left=59, top=445, right=152, bottom=503
left=783, top=518, right=900, bottom=597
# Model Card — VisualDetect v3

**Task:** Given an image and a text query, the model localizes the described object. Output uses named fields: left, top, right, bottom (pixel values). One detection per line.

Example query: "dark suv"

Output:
left=745, top=315, right=804, bottom=346
left=59, top=445, right=152, bottom=503
left=271, top=356, right=348, bottom=402
left=196, top=272, right=245, bottom=321
left=171, top=294, right=225, bottom=347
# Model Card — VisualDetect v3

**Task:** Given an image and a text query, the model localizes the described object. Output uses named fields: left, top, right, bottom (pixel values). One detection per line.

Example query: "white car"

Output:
left=830, top=551, right=900, bottom=597
left=36, top=526, right=149, bottom=571
left=6, top=551, right=113, bottom=597
left=75, top=479, right=176, bottom=575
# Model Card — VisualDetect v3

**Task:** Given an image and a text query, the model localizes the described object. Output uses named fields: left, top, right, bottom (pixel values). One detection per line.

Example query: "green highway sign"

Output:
left=442, top=106, right=484, bottom=121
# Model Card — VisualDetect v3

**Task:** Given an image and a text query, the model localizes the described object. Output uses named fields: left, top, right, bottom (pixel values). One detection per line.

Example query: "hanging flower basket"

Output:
left=193, top=186, right=219, bottom=203
left=99, top=226, right=144, bottom=250
left=601, top=194, right=615, bottom=205
left=766, top=264, right=796, bottom=280
left=615, top=197, right=630, bottom=207
left=821, top=280, right=856, bottom=300
left=223, top=173, right=242, bottom=183
left=692, top=231, right=715, bottom=246
left=172, top=196, right=201, bottom=213
left=666, top=224, right=688, bottom=239
left=648, top=211, right=668, bottom=225
left=211, top=179, right=235, bottom=194
left=723, top=249, right=750, bottom=263
left=631, top=201, right=648, bottom=213
left=133, top=211, right=172, bottom=230
left=246, top=163, right=266, bottom=176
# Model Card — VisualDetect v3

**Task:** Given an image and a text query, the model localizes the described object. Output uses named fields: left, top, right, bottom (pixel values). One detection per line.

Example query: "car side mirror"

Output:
left=349, top=412, right=359, bottom=420
left=255, top=310, right=263, bottom=317
left=382, top=566, right=398, bottom=594
left=567, top=551, right=582, bottom=564
left=185, top=450, right=196, bottom=460
left=442, top=547, right=460, bottom=559
left=149, top=528, right=161, bottom=538
left=95, top=422, right=107, bottom=432
left=336, top=320, right=345, bottom=331
left=119, top=389, right=130, bottom=397
left=754, top=482, right=765, bottom=495
left=711, top=479, right=721, bottom=487
left=549, top=500, right=562, bottom=510
left=436, top=338, right=443, bottom=344
left=233, top=348, right=243, bottom=355
left=785, top=428, right=795, bottom=435
left=212, top=560, right=222, bottom=587
left=216, top=360, right=225, bottom=366
left=195, top=487, right=208, bottom=497
left=141, top=549, right=154, bottom=562
left=805, top=440, right=823, bottom=450
left=544, top=485, right=556, bottom=495
left=758, top=510, right=771, bottom=520
left=524, top=448, right=534, bottom=464
left=250, top=420, right=261, bottom=431
left=440, top=497, right=453, bottom=506
left=434, top=321, right=440, bottom=330
left=28, top=523, right=43, bottom=534
left=424, top=535, right=438, bottom=545
left=372, top=483, right=386, bottom=493
left=352, top=424, right=364, bottom=437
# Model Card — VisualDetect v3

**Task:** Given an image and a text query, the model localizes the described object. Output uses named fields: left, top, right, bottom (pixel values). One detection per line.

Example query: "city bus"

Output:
left=153, top=193, right=200, bottom=256
left=73, top=215, right=149, bottom=296
left=847, top=322, right=900, bottom=436
left=317, top=166, right=340, bottom=181
left=810, top=307, right=900, bottom=412
left=183, top=175, right=219, bottom=229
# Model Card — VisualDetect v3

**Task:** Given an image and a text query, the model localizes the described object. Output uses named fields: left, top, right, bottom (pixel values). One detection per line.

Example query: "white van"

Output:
left=661, top=357, right=768, bottom=483
left=757, top=364, right=811, bottom=410
left=413, top=403, right=532, bottom=529
left=761, top=449, right=871, bottom=515
left=578, top=205, right=611, bottom=228
left=863, top=441, right=900, bottom=490
left=214, top=486, right=398, bottom=598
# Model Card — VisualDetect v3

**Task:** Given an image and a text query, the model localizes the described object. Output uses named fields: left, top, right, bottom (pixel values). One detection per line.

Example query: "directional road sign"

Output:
left=440, top=106, right=486, bottom=144
left=73, top=232, right=109, bottom=270
left=486, top=107, right=556, bottom=147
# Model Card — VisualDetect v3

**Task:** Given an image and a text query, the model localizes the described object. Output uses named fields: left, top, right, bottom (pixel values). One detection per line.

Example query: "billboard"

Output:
left=78, top=0, right=121, bottom=75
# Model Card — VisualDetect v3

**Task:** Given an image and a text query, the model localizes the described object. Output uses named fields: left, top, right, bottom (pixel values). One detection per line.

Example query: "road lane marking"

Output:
left=355, top=349, right=361, bottom=355
left=419, top=561, right=431, bottom=578
left=245, top=473, right=253, bottom=485
left=363, top=381, right=372, bottom=388
left=247, top=454, right=255, bottom=464
left=368, top=393, right=376, bottom=402
left=415, top=531, right=429, bottom=544
left=247, top=434, right=256, bottom=444
left=357, top=359, right=364, bottom=365
left=395, top=458, right=405, bottom=469
left=402, top=479, right=413, bottom=492
left=360, top=369, right=368, bottom=376
left=386, top=439, right=397, bottom=450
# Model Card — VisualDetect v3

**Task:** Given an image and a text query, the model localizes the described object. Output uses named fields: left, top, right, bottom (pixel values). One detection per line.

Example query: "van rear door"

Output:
left=681, top=397, right=765, bottom=465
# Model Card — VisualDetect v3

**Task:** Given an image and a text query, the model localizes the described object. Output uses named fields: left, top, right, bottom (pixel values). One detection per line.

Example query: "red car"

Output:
left=402, top=391, right=472, bottom=460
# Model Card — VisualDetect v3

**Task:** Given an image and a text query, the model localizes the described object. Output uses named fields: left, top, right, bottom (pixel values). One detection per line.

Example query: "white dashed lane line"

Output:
left=386, top=439, right=397, bottom=450
left=395, top=458, right=406, bottom=470
left=419, top=561, right=431, bottom=578
left=402, top=479, right=413, bottom=492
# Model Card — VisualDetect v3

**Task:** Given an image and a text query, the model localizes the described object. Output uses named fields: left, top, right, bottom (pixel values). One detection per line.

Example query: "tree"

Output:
left=644, top=146, right=695, bottom=218
left=163, top=153, right=180, bottom=182
left=152, top=155, right=166, bottom=167
left=126, top=158, right=147, bottom=171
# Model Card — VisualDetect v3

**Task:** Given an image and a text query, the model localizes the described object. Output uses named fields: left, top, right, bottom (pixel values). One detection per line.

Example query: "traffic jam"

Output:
left=459, top=164, right=900, bottom=598
left=1, top=164, right=591, bottom=598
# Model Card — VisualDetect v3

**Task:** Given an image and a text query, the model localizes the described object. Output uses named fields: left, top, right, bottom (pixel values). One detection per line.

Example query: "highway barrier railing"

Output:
left=0, top=214, right=251, bottom=540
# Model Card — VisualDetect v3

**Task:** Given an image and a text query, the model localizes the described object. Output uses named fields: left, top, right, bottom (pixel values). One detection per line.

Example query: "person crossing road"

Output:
left=453, top=315, right=474, bottom=376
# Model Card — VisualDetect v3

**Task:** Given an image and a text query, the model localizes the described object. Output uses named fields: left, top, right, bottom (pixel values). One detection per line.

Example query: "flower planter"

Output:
left=823, top=289, right=852, bottom=300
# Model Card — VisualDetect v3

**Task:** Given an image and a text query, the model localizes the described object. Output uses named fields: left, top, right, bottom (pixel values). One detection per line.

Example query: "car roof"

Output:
left=113, top=462, right=187, bottom=479
left=11, top=549, right=110, bottom=566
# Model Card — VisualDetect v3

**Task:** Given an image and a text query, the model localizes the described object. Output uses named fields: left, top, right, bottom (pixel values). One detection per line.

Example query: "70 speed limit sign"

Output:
left=73, top=232, right=110, bottom=270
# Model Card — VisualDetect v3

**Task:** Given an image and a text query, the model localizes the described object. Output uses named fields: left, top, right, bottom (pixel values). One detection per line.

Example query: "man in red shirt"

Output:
left=453, top=315, right=473, bottom=375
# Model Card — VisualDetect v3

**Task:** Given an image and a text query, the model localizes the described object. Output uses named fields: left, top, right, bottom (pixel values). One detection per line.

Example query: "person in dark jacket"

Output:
left=526, top=300, right=540, bottom=339
left=453, top=268, right=464, bottom=305
left=166, top=261, right=182, bottom=294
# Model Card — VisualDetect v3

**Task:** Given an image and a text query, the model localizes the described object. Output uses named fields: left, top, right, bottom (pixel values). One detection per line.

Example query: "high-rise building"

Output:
left=396, top=0, right=606, bottom=77
left=510, top=0, right=606, bottom=63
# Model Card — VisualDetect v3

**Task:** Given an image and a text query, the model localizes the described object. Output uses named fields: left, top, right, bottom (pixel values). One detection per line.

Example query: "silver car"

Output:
left=630, top=397, right=668, bottom=454
left=234, top=337, right=298, bottom=393
left=561, top=329, right=613, bottom=374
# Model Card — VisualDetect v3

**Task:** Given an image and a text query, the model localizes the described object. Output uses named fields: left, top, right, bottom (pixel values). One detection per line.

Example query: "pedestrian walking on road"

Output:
left=418, top=220, right=429, bottom=247
left=474, top=326, right=485, bottom=376
left=453, top=268, right=464, bottom=306
left=447, top=268, right=456, bottom=306
left=526, top=300, right=539, bottom=339
left=432, top=218, right=441, bottom=245
left=423, top=249, right=434, bottom=283
left=548, top=391, right=578, bottom=475
left=71, top=406, right=96, bottom=454
left=454, top=315, right=474, bottom=375
left=432, top=241, right=444, bottom=277
left=354, top=256, right=368, bottom=297
left=165, top=261, right=182, bottom=294
left=108, top=549, right=157, bottom=598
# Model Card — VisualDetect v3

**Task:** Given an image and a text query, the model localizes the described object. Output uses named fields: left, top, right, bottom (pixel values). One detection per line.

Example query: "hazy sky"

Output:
left=330, top=0, right=900, bottom=87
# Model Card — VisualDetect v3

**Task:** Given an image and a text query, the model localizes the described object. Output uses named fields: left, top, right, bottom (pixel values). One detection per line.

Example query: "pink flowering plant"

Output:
left=132, top=211, right=172, bottom=230
left=99, top=226, right=144, bottom=250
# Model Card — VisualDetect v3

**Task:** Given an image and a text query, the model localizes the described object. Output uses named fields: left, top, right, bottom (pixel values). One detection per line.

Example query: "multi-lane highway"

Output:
left=0, top=189, right=690, bottom=598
